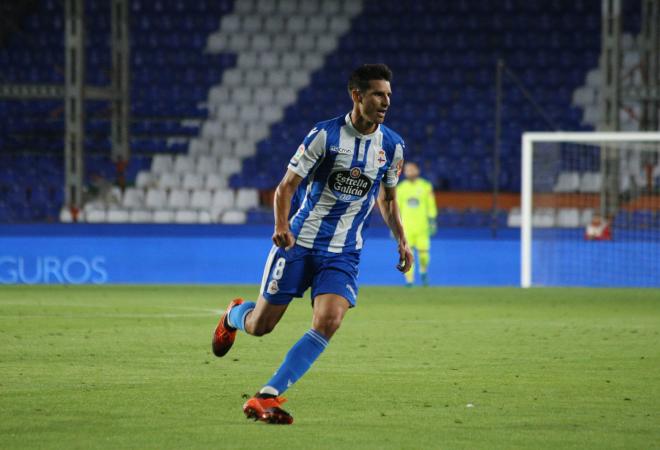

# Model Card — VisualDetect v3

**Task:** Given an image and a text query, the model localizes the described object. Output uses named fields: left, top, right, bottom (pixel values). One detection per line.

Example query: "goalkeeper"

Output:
left=396, top=162, right=437, bottom=286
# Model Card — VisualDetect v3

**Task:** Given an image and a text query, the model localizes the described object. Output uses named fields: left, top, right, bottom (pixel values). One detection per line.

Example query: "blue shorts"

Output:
left=260, top=244, right=360, bottom=307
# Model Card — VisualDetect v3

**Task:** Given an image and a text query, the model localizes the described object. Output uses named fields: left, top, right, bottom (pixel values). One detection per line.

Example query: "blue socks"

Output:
left=263, top=329, right=328, bottom=395
left=226, top=301, right=256, bottom=331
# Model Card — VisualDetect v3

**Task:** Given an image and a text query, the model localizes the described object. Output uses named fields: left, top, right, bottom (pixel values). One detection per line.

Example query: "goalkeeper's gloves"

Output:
left=429, top=218, right=437, bottom=236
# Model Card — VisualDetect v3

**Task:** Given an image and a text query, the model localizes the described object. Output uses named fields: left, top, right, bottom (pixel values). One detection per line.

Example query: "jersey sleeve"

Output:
left=287, top=126, right=326, bottom=178
left=384, top=141, right=405, bottom=187
left=425, top=180, right=437, bottom=219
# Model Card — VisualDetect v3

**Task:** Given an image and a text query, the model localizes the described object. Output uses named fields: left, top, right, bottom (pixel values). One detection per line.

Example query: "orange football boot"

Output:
left=211, top=298, right=243, bottom=357
left=243, top=394, right=294, bottom=425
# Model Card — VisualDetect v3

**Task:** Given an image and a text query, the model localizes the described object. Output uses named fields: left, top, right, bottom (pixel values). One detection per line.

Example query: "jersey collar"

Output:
left=344, top=113, right=380, bottom=139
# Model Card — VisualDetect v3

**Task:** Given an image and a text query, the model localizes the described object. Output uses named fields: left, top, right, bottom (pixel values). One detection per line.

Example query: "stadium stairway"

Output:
left=95, top=0, right=363, bottom=224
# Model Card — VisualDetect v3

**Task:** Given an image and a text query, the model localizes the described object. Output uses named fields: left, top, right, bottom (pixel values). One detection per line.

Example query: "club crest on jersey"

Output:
left=329, top=167, right=373, bottom=202
left=375, top=149, right=387, bottom=167
left=267, top=280, right=279, bottom=295
left=291, top=144, right=305, bottom=164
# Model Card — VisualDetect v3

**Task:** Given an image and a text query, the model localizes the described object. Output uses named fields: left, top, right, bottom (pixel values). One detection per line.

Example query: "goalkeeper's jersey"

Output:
left=396, top=178, right=437, bottom=234
left=287, top=113, right=405, bottom=253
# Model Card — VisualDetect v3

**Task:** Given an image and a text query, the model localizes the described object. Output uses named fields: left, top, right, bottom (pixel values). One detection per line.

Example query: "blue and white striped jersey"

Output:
left=287, top=113, right=405, bottom=253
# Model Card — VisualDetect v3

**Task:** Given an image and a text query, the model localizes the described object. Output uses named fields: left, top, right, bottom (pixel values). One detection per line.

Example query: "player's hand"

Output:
left=429, top=220, right=437, bottom=236
left=272, top=227, right=295, bottom=250
left=396, top=241, right=414, bottom=273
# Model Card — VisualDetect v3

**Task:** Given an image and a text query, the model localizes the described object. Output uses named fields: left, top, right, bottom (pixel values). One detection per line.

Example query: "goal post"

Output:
left=521, top=132, right=660, bottom=288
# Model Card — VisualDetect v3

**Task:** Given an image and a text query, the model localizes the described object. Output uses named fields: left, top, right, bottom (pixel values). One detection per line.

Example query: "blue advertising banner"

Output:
left=0, top=224, right=520, bottom=286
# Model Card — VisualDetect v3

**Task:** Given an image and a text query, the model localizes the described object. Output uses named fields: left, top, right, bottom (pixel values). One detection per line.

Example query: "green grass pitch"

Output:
left=1, top=286, right=659, bottom=449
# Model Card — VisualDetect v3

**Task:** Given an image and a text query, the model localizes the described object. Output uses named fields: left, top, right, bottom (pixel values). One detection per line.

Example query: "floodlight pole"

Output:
left=492, top=59, right=504, bottom=238
left=64, top=0, right=86, bottom=219
left=598, top=0, right=622, bottom=219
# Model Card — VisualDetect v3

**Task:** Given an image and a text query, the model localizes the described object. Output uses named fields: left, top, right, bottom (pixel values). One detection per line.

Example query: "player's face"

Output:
left=404, top=163, right=420, bottom=180
left=357, top=80, right=391, bottom=125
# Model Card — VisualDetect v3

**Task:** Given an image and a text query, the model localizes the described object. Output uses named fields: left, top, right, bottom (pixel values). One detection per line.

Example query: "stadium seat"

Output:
left=220, top=209, right=247, bottom=224
left=211, top=189, right=235, bottom=219
left=129, top=209, right=153, bottom=223
left=107, top=208, right=130, bottom=223
left=532, top=208, right=556, bottom=228
left=507, top=208, right=522, bottom=227
left=173, top=155, right=195, bottom=173
left=122, top=187, right=145, bottom=209
left=205, top=173, right=228, bottom=190
left=168, top=189, right=190, bottom=209
left=554, top=172, right=580, bottom=192
left=190, top=190, right=213, bottom=210
left=135, top=171, right=155, bottom=189
left=145, top=189, right=168, bottom=209
left=158, top=172, right=181, bottom=190
left=182, top=172, right=205, bottom=190
left=235, top=188, right=260, bottom=210
left=579, top=172, right=601, bottom=193
left=86, top=209, right=107, bottom=223
left=174, top=210, right=198, bottom=223
left=195, top=155, right=218, bottom=175
left=556, top=208, right=580, bottom=227
left=152, top=209, right=175, bottom=223
left=151, top=154, right=173, bottom=173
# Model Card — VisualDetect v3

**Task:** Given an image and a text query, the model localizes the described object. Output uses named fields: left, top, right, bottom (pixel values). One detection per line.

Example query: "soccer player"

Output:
left=211, top=64, right=413, bottom=424
left=396, top=162, right=437, bottom=286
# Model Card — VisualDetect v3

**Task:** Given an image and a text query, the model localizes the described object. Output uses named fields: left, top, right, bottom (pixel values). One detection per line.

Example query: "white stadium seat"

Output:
left=135, top=171, right=154, bottom=189
left=211, top=189, right=235, bottom=218
left=235, top=188, right=260, bottom=211
left=579, top=172, right=601, bottom=193
left=196, top=155, right=218, bottom=175
left=168, top=189, right=190, bottom=209
left=208, top=86, right=230, bottom=105
left=217, top=103, right=239, bottom=121
left=556, top=208, right=580, bottom=228
left=86, top=209, right=106, bottom=223
left=580, top=209, right=594, bottom=226
left=253, top=86, right=275, bottom=105
left=211, top=138, right=232, bottom=156
left=129, top=209, right=153, bottom=223
left=289, top=70, right=310, bottom=88
left=316, top=35, right=337, bottom=53
left=300, top=0, right=320, bottom=14
left=234, top=0, right=254, bottom=13
left=272, top=35, right=292, bottom=51
left=182, top=172, right=205, bottom=190
left=532, top=208, right=556, bottom=228
left=152, top=209, right=174, bottom=223
left=554, top=172, right=580, bottom=192
left=507, top=207, right=521, bottom=227
left=256, top=0, right=277, bottom=14
left=220, top=209, right=247, bottom=224
left=122, top=187, right=145, bottom=209
left=262, top=105, right=284, bottom=122
left=274, top=87, right=297, bottom=106
left=222, top=69, right=243, bottom=86
left=106, top=208, right=129, bottom=223
left=281, top=53, right=301, bottom=70
left=278, top=0, right=298, bottom=15
left=232, top=86, right=253, bottom=103
left=174, top=210, right=199, bottom=224
left=288, top=15, right=306, bottom=33
left=173, top=155, right=194, bottom=173
left=220, top=15, right=241, bottom=33
left=151, top=154, right=173, bottom=173
left=264, top=16, right=285, bottom=33
left=329, top=16, right=351, bottom=34
left=145, top=189, right=168, bottom=209
left=158, top=172, right=181, bottom=190
left=205, top=173, right=228, bottom=190
left=219, top=157, right=241, bottom=175
left=190, top=190, right=213, bottom=210
left=239, top=105, right=261, bottom=122
left=308, top=16, right=328, bottom=32
left=198, top=211, right=212, bottom=224
left=245, top=68, right=267, bottom=85
left=293, top=34, right=314, bottom=51
left=242, top=16, right=262, bottom=33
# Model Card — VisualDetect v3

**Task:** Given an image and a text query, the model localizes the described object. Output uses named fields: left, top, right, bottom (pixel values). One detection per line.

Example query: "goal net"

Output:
left=520, top=132, right=660, bottom=287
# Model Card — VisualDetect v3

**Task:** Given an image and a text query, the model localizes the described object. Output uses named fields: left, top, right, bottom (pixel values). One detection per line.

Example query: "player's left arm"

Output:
left=426, top=181, right=438, bottom=236
left=378, top=185, right=413, bottom=273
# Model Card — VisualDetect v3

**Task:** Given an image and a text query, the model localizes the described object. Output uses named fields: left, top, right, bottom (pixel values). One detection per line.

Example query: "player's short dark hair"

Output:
left=348, top=64, right=393, bottom=93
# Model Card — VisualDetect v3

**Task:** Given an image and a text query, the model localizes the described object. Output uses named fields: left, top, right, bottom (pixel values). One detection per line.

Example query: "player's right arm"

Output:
left=273, top=125, right=326, bottom=249
left=272, top=170, right=303, bottom=249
